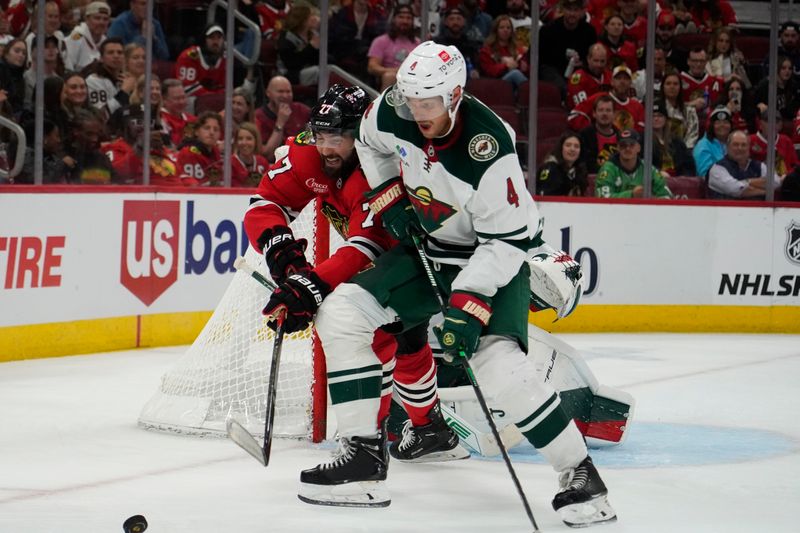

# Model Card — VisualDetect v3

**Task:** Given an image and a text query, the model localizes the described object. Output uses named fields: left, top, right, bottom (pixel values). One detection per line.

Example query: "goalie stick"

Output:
left=226, top=257, right=285, bottom=467
left=410, top=234, right=541, bottom=533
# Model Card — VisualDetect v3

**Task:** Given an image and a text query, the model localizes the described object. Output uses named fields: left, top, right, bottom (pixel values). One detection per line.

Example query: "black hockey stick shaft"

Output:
left=410, top=234, right=541, bottom=532
left=262, top=319, right=286, bottom=466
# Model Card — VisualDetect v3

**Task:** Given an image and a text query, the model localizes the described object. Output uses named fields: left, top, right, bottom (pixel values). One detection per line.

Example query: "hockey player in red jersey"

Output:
left=175, top=24, right=227, bottom=96
left=244, top=84, right=468, bottom=462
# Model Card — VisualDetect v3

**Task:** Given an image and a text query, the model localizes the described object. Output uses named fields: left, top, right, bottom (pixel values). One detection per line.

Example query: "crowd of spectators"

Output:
left=0, top=0, right=797, bottom=199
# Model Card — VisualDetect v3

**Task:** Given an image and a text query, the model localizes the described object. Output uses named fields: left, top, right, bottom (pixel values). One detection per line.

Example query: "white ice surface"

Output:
left=1, top=333, right=799, bottom=533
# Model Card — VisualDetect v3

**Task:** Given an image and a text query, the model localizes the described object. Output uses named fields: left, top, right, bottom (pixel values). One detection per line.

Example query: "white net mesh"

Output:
left=139, top=202, right=333, bottom=440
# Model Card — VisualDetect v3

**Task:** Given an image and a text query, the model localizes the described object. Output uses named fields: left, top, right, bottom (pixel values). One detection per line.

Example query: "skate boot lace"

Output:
left=397, top=420, right=418, bottom=451
left=558, top=464, right=589, bottom=492
left=321, top=438, right=356, bottom=470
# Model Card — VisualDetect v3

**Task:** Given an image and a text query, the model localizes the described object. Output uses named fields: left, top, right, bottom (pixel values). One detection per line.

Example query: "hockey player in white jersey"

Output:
left=296, top=41, right=617, bottom=527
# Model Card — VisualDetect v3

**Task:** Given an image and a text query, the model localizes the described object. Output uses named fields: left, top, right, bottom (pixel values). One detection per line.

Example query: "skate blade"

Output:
left=559, top=495, right=617, bottom=528
left=392, top=444, right=471, bottom=463
left=298, top=480, right=391, bottom=508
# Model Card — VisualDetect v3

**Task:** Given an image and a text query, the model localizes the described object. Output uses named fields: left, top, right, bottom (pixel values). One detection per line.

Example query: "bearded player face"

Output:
left=316, top=132, right=358, bottom=179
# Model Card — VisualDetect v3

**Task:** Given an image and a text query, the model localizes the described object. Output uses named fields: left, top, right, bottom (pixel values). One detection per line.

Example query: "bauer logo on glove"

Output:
left=528, top=251, right=583, bottom=319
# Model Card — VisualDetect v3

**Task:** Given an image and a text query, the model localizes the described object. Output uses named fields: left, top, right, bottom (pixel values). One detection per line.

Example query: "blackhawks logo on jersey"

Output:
left=321, top=202, right=349, bottom=240
left=408, top=186, right=456, bottom=232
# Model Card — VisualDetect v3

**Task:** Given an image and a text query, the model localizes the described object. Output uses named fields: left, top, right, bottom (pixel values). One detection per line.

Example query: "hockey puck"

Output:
left=123, top=515, right=148, bottom=533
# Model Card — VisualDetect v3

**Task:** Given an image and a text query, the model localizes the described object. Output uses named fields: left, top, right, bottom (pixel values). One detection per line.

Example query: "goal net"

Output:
left=138, top=200, right=335, bottom=442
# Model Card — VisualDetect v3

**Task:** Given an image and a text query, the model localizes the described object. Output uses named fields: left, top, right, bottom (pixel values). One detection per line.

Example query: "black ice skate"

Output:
left=552, top=456, right=617, bottom=528
left=298, top=435, right=390, bottom=508
left=389, top=402, right=470, bottom=463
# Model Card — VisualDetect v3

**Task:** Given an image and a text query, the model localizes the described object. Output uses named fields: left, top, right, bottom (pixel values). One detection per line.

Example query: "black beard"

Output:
left=322, top=152, right=358, bottom=181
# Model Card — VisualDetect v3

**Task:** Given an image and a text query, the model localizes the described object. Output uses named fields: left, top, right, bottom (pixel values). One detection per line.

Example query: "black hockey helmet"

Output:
left=308, top=84, right=371, bottom=136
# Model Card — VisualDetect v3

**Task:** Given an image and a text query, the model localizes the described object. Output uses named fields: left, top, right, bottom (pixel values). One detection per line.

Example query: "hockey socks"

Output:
left=393, top=345, right=438, bottom=426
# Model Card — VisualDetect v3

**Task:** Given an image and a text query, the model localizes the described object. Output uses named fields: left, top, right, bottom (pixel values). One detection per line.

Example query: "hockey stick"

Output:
left=410, top=234, right=541, bottom=533
left=438, top=401, right=525, bottom=457
left=226, top=256, right=284, bottom=467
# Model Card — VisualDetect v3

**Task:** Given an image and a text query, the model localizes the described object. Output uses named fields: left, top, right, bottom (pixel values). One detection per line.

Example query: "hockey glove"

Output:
left=263, top=271, right=331, bottom=334
left=365, top=177, right=421, bottom=243
left=257, top=225, right=311, bottom=285
left=433, top=291, right=492, bottom=361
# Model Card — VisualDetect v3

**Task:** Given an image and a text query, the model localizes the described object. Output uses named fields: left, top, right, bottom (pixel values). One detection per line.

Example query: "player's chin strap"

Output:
left=436, top=89, right=464, bottom=139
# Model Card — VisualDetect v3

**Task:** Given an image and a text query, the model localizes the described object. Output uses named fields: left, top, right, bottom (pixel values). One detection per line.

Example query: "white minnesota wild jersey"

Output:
left=356, top=89, right=543, bottom=297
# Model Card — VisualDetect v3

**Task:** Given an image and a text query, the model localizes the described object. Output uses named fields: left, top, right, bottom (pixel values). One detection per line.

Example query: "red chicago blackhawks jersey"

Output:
left=231, top=153, right=269, bottom=188
left=244, top=140, right=394, bottom=289
left=567, top=68, right=612, bottom=110
left=160, top=109, right=197, bottom=148
left=175, top=46, right=226, bottom=96
left=176, top=143, right=223, bottom=186
left=749, top=132, right=799, bottom=177
left=255, top=1, right=289, bottom=39
left=680, top=71, right=723, bottom=107
left=568, top=91, right=645, bottom=132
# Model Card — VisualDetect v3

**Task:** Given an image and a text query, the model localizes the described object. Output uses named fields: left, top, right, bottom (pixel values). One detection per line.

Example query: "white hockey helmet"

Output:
left=391, top=41, right=467, bottom=132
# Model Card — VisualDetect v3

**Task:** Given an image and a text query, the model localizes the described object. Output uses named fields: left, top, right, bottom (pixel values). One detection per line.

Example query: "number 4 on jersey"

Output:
left=506, top=177, right=520, bottom=208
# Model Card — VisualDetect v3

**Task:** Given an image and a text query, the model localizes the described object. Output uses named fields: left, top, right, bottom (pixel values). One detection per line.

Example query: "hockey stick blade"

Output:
left=226, top=418, right=268, bottom=466
left=440, top=402, right=499, bottom=456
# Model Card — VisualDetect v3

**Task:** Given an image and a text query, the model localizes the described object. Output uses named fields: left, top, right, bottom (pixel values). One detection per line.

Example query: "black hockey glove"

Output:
left=365, top=177, right=421, bottom=243
left=262, top=271, right=331, bottom=333
left=433, top=291, right=492, bottom=362
left=257, top=225, right=311, bottom=285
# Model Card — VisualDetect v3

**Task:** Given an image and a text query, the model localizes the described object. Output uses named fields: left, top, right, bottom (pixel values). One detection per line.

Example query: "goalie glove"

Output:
left=433, top=291, right=492, bottom=361
left=528, top=251, right=583, bottom=319
left=262, top=271, right=331, bottom=333
left=257, top=225, right=311, bottom=285
left=365, top=177, right=421, bottom=243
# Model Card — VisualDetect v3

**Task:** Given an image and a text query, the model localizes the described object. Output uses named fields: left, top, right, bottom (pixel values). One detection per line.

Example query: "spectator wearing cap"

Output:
left=568, top=65, right=644, bottom=132
left=24, top=1, right=64, bottom=68
left=688, top=0, right=738, bottom=34
left=23, top=34, right=63, bottom=110
left=597, top=14, right=637, bottom=72
left=595, top=128, right=672, bottom=198
left=478, top=14, right=529, bottom=90
left=434, top=6, right=481, bottom=78
left=538, top=0, right=597, bottom=92
left=367, top=5, right=420, bottom=91
left=567, top=43, right=611, bottom=110
left=754, top=55, right=800, bottom=122
left=277, top=3, right=321, bottom=86
left=107, top=0, right=169, bottom=60
left=767, top=21, right=800, bottom=79
left=578, top=94, right=618, bottom=173
left=693, top=106, right=732, bottom=177
left=654, top=10, right=687, bottom=72
left=651, top=99, right=695, bottom=177
left=708, top=130, right=782, bottom=199
left=750, top=110, right=798, bottom=178
left=175, top=24, right=227, bottom=96
left=64, top=1, right=111, bottom=72
left=329, top=0, right=386, bottom=81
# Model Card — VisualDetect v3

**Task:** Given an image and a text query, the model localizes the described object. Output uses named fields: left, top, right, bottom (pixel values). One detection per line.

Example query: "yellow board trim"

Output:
left=530, top=305, right=800, bottom=333
left=1, top=305, right=798, bottom=363
left=0, top=312, right=211, bottom=363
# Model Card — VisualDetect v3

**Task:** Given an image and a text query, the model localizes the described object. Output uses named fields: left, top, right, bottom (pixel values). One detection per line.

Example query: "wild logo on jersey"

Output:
left=321, top=202, right=349, bottom=240
left=407, top=186, right=456, bottom=232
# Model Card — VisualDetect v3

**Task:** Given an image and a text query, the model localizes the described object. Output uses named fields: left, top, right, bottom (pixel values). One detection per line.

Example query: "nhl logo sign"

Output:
left=786, top=221, right=800, bottom=266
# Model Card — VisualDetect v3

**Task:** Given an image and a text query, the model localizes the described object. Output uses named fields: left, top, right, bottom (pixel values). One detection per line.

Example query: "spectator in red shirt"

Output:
left=750, top=110, right=798, bottom=179
left=598, top=14, right=638, bottom=72
left=160, top=78, right=196, bottom=149
left=176, top=111, right=223, bottom=186
left=688, top=0, right=737, bottom=34
left=617, top=0, right=646, bottom=48
left=231, top=121, right=268, bottom=187
left=175, top=24, right=226, bottom=96
left=567, top=42, right=611, bottom=110
left=477, top=14, right=529, bottom=90
left=255, top=75, right=311, bottom=161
